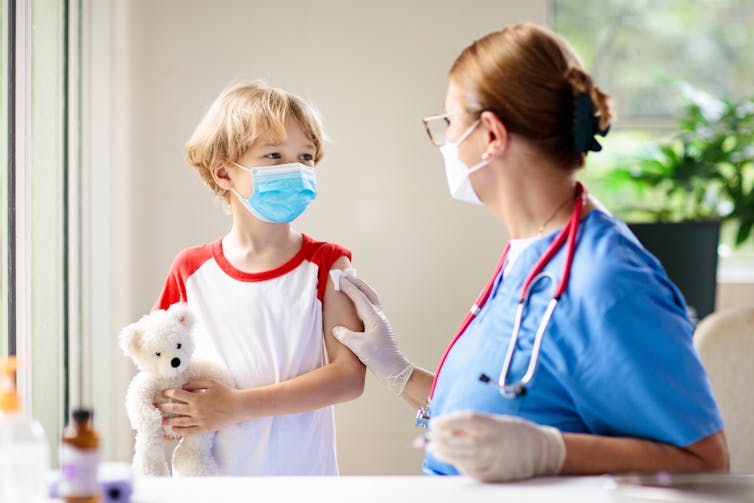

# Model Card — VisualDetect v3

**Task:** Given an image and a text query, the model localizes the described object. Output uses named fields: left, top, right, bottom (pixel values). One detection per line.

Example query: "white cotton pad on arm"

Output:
left=329, top=268, right=357, bottom=292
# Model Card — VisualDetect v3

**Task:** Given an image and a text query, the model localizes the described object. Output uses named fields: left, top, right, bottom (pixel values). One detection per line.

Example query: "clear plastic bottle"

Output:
left=60, top=408, right=100, bottom=503
left=0, top=357, right=50, bottom=503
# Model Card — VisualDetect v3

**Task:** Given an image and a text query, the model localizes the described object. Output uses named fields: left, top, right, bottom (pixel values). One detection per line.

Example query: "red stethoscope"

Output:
left=417, top=182, right=587, bottom=427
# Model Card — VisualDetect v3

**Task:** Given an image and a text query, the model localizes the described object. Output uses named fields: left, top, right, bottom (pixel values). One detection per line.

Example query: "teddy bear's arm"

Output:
left=125, top=373, right=167, bottom=433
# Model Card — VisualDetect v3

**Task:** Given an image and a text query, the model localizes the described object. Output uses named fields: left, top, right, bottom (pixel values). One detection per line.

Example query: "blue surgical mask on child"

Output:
left=231, top=162, right=318, bottom=223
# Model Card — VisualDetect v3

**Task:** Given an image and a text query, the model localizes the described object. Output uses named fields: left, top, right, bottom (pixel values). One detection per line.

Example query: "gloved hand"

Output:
left=332, top=275, right=414, bottom=395
left=427, top=411, right=566, bottom=482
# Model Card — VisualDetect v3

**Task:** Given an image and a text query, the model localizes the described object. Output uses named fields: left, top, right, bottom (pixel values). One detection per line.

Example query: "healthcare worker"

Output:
left=332, top=23, right=729, bottom=482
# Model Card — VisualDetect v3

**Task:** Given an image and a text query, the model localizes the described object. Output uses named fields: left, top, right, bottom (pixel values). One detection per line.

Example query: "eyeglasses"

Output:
left=422, top=113, right=451, bottom=148
left=423, top=111, right=485, bottom=148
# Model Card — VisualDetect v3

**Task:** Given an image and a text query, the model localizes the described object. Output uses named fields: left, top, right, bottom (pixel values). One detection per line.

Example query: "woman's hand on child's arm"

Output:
left=158, top=379, right=243, bottom=436
left=332, top=274, right=416, bottom=396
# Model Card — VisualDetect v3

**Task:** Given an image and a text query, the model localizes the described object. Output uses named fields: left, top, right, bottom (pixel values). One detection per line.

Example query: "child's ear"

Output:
left=119, top=323, right=142, bottom=358
left=211, top=162, right=232, bottom=190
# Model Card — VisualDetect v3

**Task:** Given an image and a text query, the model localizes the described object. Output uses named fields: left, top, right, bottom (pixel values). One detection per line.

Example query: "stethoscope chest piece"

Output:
left=478, top=373, right=527, bottom=397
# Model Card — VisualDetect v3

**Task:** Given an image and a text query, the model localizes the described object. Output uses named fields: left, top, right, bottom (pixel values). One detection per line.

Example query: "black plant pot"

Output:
left=628, top=220, right=721, bottom=322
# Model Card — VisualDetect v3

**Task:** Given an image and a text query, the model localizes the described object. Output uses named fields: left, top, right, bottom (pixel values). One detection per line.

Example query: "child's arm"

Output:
left=160, top=256, right=366, bottom=436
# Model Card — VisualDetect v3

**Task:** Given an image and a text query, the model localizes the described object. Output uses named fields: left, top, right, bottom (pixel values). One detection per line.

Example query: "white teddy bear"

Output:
left=119, top=302, right=233, bottom=477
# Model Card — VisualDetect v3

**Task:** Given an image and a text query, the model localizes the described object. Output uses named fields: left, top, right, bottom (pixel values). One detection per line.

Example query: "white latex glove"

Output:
left=332, top=275, right=414, bottom=395
left=427, top=411, right=566, bottom=482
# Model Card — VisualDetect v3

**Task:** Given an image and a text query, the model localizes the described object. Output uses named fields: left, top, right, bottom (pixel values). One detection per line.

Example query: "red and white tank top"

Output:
left=154, top=234, right=350, bottom=475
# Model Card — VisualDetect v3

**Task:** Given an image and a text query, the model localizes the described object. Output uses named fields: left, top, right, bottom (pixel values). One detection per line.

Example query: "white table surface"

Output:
left=48, top=472, right=754, bottom=502
left=131, top=475, right=617, bottom=503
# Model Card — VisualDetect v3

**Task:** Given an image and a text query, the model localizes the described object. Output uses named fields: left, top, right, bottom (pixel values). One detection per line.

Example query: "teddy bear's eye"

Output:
left=177, top=343, right=182, bottom=349
left=155, top=352, right=161, bottom=357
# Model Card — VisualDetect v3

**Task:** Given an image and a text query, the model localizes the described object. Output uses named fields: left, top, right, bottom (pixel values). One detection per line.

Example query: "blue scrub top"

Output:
left=423, top=210, right=724, bottom=476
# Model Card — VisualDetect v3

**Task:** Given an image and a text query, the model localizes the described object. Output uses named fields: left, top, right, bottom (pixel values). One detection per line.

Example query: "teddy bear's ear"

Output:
left=168, top=302, right=194, bottom=331
left=119, top=323, right=143, bottom=358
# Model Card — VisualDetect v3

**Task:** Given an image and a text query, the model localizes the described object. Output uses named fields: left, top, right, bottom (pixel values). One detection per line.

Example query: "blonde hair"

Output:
left=449, top=23, right=613, bottom=169
left=185, top=81, right=326, bottom=201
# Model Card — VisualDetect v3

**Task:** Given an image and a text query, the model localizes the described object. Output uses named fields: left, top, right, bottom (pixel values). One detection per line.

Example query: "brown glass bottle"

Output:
left=60, top=408, right=100, bottom=503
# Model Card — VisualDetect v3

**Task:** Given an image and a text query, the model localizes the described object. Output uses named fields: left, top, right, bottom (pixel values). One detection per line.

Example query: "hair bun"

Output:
left=565, top=67, right=593, bottom=96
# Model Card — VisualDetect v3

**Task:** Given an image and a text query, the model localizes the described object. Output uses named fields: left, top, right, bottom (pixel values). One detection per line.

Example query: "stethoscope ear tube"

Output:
left=492, top=295, right=559, bottom=397
left=484, top=186, right=586, bottom=399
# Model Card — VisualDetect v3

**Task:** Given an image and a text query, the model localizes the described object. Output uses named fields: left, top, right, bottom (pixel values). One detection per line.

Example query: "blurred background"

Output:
left=1, top=0, right=753, bottom=475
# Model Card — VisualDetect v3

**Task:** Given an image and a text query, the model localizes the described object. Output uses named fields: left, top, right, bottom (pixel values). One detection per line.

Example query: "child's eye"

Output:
left=299, top=153, right=314, bottom=162
left=176, top=343, right=182, bottom=349
left=155, top=352, right=161, bottom=357
left=264, top=152, right=281, bottom=159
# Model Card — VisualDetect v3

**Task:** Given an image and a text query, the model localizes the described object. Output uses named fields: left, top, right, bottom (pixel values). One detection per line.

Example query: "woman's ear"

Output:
left=479, top=110, right=509, bottom=160
left=211, top=162, right=232, bottom=191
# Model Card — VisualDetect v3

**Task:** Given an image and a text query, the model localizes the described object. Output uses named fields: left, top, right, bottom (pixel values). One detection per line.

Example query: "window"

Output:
left=552, top=0, right=754, bottom=123
left=552, top=0, right=754, bottom=267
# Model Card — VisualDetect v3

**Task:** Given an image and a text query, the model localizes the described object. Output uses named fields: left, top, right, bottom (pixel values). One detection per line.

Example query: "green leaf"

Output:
left=735, top=220, right=754, bottom=246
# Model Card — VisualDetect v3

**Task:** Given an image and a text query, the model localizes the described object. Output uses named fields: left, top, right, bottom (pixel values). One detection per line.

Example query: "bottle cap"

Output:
left=72, top=408, right=93, bottom=423
left=0, top=357, right=20, bottom=413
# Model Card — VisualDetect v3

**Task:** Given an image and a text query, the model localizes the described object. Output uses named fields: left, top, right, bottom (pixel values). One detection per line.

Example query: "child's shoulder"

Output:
left=302, top=234, right=352, bottom=265
left=168, top=239, right=220, bottom=275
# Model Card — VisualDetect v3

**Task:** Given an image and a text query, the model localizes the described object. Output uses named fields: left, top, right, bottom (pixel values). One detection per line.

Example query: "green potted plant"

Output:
left=602, top=85, right=754, bottom=320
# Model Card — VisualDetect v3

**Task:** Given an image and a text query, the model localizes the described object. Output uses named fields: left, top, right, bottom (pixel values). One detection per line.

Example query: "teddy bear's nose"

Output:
left=171, top=357, right=181, bottom=368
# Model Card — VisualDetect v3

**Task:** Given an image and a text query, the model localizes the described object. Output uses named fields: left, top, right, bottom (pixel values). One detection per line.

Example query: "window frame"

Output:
left=4, top=0, right=78, bottom=464
left=1, top=0, right=13, bottom=360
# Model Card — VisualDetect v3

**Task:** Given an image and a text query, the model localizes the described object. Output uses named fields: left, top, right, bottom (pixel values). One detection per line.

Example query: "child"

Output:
left=153, top=81, right=366, bottom=475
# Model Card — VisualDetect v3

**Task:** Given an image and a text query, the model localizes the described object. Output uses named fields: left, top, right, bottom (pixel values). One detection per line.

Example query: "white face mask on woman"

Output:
left=440, top=119, right=490, bottom=205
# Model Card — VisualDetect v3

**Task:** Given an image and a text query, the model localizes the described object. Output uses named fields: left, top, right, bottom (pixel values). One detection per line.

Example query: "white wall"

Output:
left=88, top=0, right=549, bottom=474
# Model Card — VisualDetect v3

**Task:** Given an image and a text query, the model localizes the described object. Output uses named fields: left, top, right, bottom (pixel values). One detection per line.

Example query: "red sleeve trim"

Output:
left=152, top=242, right=215, bottom=311
left=305, top=236, right=352, bottom=302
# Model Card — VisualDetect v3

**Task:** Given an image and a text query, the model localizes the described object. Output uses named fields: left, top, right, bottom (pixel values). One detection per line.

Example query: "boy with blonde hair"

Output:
left=154, top=81, right=365, bottom=475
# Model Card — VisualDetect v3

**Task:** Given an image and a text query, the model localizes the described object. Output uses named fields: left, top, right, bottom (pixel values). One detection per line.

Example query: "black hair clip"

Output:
left=573, top=94, right=610, bottom=153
